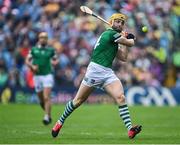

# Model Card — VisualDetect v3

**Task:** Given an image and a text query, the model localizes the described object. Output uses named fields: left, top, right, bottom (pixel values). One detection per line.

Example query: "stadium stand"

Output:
left=0, top=0, right=179, bottom=89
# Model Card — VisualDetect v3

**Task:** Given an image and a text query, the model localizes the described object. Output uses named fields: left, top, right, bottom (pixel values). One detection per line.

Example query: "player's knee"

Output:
left=116, top=94, right=126, bottom=104
left=44, top=96, right=50, bottom=102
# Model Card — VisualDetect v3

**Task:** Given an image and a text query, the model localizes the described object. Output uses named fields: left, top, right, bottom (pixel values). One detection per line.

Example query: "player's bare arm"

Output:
left=51, top=54, right=59, bottom=66
left=116, top=36, right=135, bottom=47
left=25, top=54, right=38, bottom=73
left=117, top=45, right=128, bottom=62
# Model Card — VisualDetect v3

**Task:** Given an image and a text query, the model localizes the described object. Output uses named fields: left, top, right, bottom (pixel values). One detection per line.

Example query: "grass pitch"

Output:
left=0, top=104, right=180, bottom=144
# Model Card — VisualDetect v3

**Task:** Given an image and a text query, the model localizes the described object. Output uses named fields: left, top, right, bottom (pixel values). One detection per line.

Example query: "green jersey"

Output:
left=91, top=29, right=121, bottom=68
left=30, top=45, right=56, bottom=75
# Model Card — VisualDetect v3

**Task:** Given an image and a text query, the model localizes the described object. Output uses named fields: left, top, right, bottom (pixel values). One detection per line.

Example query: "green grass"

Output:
left=0, top=104, right=180, bottom=144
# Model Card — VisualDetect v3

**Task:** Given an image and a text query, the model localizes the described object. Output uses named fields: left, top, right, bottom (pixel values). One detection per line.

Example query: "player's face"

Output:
left=112, top=19, right=125, bottom=33
left=39, top=36, right=48, bottom=46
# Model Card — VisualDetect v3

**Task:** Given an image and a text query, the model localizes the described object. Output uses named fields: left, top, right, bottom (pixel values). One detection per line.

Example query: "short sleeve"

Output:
left=109, top=30, right=121, bottom=43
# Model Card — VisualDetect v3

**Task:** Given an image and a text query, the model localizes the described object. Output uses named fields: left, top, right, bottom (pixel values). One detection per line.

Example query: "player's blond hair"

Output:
left=109, top=13, right=127, bottom=26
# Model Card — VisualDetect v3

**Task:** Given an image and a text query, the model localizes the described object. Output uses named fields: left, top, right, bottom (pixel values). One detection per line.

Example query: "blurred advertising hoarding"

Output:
left=0, top=86, right=179, bottom=106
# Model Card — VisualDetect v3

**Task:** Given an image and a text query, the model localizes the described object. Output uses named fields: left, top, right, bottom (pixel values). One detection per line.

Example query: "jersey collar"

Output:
left=37, top=44, right=47, bottom=49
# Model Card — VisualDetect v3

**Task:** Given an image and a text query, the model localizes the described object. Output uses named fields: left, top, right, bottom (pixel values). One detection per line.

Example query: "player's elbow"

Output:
left=120, top=57, right=127, bottom=62
left=51, top=59, right=59, bottom=66
left=118, top=54, right=128, bottom=62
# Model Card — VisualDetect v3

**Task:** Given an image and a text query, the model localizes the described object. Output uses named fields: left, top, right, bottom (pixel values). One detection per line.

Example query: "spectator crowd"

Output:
left=0, top=0, right=179, bottom=89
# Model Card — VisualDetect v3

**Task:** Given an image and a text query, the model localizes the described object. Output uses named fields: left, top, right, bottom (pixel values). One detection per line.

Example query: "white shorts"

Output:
left=33, top=74, right=54, bottom=92
left=82, top=62, right=119, bottom=89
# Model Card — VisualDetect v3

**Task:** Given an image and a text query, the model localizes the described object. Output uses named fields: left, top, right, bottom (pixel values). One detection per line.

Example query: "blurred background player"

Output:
left=26, top=32, right=58, bottom=125
left=52, top=13, right=141, bottom=139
